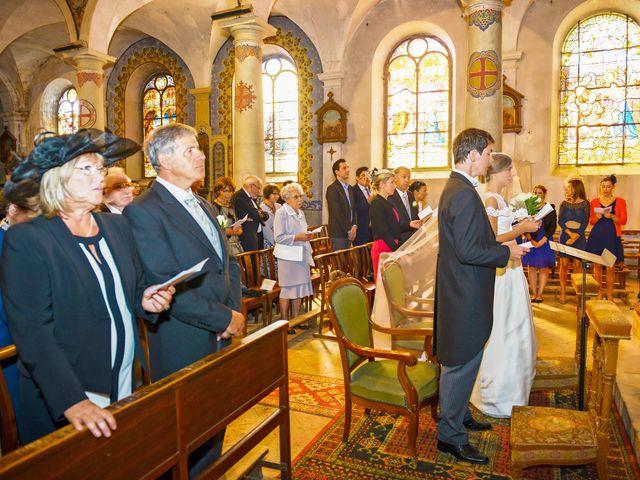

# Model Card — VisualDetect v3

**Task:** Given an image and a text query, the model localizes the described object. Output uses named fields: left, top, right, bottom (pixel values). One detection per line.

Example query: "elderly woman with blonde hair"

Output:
left=273, top=183, right=314, bottom=329
left=0, top=129, right=175, bottom=444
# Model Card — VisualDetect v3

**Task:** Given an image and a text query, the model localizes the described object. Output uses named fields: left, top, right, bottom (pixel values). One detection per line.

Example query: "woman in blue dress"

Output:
left=522, top=184, right=557, bottom=303
left=586, top=174, right=627, bottom=300
left=557, top=178, right=590, bottom=304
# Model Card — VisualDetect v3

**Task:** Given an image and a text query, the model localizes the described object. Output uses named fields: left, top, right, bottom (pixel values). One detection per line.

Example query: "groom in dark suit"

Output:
left=124, top=123, right=244, bottom=475
left=435, top=128, right=526, bottom=464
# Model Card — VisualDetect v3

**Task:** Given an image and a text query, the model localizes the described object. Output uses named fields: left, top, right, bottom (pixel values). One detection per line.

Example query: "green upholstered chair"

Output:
left=378, top=262, right=435, bottom=358
left=327, top=277, right=439, bottom=459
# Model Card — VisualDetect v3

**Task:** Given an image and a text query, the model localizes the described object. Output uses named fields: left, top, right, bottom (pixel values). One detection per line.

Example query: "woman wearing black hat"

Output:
left=0, top=129, right=175, bottom=443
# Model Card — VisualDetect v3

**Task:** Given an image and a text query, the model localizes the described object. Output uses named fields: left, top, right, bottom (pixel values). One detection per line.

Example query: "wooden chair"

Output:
left=313, top=249, right=351, bottom=338
left=236, top=250, right=270, bottom=336
left=309, top=236, right=331, bottom=257
left=531, top=272, right=600, bottom=391
left=348, top=244, right=375, bottom=305
left=327, top=277, right=439, bottom=459
left=511, top=300, right=631, bottom=479
left=0, top=345, right=18, bottom=455
left=378, top=262, right=434, bottom=356
left=259, top=247, right=281, bottom=323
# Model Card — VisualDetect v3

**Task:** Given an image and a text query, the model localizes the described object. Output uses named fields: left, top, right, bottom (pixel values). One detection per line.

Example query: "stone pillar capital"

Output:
left=57, top=47, right=116, bottom=71
left=217, top=15, right=276, bottom=45
left=461, top=0, right=508, bottom=16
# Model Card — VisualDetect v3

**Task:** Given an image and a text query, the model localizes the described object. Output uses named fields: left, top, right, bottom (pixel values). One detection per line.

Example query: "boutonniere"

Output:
left=411, top=201, right=418, bottom=208
left=216, top=214, right=229, bottom=229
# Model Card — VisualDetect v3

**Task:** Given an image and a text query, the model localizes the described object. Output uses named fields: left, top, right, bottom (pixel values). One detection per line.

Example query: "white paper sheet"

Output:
left=418, top=206, right=433, bottom=220
left=534, top=203, right=555, bottom=221
left=229, top=214, right=248, bottom=229
left=154, top=258, right=209, bottom=290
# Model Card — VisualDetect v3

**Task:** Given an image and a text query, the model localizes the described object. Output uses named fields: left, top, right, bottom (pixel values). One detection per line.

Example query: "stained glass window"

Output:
left=559, top=13, right=640, bottom=166
left=142, top=73, right=177, bottom=177
left=58, top=87, right=79, bottom=135
left=385, top=35, right=451, bottom=170
left=262, top=56, right=298, bottom=182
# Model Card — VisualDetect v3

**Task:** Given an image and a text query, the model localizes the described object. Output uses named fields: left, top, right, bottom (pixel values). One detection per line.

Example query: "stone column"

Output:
left=462, top=0, right=509, bottom=149
left=217, top=16, right=276, bottom=185
left=2, top=111, right=29, bottom=155
left=58, top=48, right=115, bottom=131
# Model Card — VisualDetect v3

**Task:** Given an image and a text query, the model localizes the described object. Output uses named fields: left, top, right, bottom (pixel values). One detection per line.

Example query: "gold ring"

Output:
left=164, top=304, right=170, bottom=311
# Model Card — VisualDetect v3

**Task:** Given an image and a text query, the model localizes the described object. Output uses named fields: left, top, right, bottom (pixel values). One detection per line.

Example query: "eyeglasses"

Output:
left=110, top=182, right=135, bottom=191
left=75, top=165, right=107, bottom=177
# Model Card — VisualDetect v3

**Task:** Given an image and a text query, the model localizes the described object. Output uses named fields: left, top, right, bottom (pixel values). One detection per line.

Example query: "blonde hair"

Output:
left=40, top=154, right=102, bottom=218
left=372, top=169, right=395, bottom=191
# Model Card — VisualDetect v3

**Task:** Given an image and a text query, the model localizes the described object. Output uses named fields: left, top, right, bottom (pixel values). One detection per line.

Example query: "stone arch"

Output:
left=39, top=77, right=75, bottom=133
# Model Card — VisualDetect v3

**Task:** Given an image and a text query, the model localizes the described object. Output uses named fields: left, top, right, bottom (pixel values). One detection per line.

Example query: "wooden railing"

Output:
left=0, top=321, right=291, bottom=480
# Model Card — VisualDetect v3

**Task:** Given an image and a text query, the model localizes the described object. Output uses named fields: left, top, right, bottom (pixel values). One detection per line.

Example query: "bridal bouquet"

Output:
left=217, top=214, right=229, bottom=229
left=509, top=192, right=542, bottom=219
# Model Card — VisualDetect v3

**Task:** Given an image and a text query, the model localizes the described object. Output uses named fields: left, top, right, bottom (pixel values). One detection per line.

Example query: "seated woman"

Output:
left=0, top=129, right=174, bottom=443
left=370, top=170, right=421, bottom=280
left=211, top=176, right=243, bottom=256
left=273, top=183, right=314, bottom=330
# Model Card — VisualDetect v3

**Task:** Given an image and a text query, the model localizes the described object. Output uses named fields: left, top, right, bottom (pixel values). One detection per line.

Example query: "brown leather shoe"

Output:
left=437, top=440, right=489, bottom=464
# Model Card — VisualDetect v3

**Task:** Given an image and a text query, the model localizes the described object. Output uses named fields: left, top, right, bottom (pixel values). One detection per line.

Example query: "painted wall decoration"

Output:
left=78, top=99, right=96, bottom=129
left=234, top=80, right=256, bottom=112
left=106, top=38, right=195, bottom=138
left=467, top=8, right=501, bottom=31
left=467, top=50, right=500, bottom=99
left=65, top=0, right=89, bottom=36
left=235, top=44, right=261, bottom=63
left=77, top=71, right=104, bottom=87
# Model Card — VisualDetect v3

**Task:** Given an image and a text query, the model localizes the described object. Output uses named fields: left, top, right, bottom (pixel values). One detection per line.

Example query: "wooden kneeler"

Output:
left=511, top=300, right=631, bottom=479
left=531, top=273, right=600, bottom=392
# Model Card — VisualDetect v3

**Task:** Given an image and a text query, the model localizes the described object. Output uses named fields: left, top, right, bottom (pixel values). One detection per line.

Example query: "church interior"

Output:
left=1, top=0, right=640, bottom=478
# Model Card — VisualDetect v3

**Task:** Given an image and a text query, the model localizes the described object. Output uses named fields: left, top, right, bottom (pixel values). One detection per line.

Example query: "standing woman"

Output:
left=0, top=130, right=174, bottom=443
left=212, top=176, right=243, bottom=256
left=260, top=183, right=281, bottom=248
left=522, top=184, right=557, bottom=302
left=370, top=170, right=421, bottom=280
left=586, top=174, right=627, bottom=300
left=408, top=180, right=428, bottom=212
left=557, top=178, right=590, bottom=303
left=273, top=183, right=314, bottom=325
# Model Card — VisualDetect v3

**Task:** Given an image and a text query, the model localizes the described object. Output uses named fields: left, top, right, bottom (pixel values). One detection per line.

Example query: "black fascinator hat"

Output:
left=8, top=129, right=141, bottom=185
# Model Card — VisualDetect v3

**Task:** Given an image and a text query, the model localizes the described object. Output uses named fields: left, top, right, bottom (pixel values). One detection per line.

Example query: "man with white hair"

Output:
left=232, top=175, right=267, bottom=251
left=101, top=167, right=134, bottom=214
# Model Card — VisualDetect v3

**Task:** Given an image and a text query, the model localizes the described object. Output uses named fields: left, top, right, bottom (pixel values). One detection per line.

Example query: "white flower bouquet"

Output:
left=217, top=214, right=229, bottom=229
left=509, top=192, right=542, bottom=219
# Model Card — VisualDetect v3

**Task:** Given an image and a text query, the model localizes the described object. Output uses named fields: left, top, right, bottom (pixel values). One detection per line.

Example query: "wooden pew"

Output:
left=0, top=321, right=292, bottom=480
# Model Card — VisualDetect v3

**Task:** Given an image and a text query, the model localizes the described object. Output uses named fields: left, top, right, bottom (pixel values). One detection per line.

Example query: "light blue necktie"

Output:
left=185, top=197, right=223, bottom=259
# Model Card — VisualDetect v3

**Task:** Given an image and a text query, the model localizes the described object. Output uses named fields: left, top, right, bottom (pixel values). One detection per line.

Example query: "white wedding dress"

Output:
left=470, top=191, right=538, bottom=418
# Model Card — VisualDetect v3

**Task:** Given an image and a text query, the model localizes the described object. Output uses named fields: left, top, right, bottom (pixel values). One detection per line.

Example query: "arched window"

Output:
left=559, top=13, right=640, bottom=166
left=384, top=35, right=451, bottom=170
left=57, top=87, right=79, bottom=135
left=262, top=56, right=298, bottom=182
left=142, top=73, right=177, bottom=177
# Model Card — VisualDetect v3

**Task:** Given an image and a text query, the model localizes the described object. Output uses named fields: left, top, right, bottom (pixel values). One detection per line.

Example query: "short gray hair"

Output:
left=280, top=182, right=303, bottom=201
left=40, top=153, right=102, bottom=217
left=144, top=123, right=197, bottom=172
left=243, top=175, right=262, bottom=188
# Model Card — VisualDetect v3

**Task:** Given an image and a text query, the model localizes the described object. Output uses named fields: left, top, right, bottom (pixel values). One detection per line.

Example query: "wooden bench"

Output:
left=511, top=300, right=631, bottom=479
left=0, top=321, right=292, bottom=479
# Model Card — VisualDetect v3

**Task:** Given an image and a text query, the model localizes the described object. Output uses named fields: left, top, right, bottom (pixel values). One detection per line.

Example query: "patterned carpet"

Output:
left=285, top=375, right=640, bottom=480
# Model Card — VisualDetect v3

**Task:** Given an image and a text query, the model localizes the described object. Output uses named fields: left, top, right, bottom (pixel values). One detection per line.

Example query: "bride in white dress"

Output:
left=470, top=153, right=540, bottom=418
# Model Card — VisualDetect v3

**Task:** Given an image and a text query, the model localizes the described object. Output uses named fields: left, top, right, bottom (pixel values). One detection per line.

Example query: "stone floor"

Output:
left=220, top=283, right=640, bottom=479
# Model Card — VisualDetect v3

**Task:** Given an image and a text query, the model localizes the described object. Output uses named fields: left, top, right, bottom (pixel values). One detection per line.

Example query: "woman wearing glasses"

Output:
left=0, top=129, right=174, bottom=444
left=100, top=167, right=135, bottom=214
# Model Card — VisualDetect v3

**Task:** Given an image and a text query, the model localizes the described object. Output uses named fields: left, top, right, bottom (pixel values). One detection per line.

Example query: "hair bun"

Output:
left=609, top=174, right=617, bottom=185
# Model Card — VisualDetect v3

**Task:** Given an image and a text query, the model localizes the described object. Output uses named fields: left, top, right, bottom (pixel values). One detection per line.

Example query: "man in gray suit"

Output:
left=435, top=128, right=526, bottom=464
left=124, top=123, right=244, bottom=475
left=326, top=158, right=357, bottom=250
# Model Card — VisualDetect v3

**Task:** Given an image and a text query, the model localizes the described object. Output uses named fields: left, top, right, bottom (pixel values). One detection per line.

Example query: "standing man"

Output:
left=233, top=175, right=267, bottom=252
left=124, top=123, right=244, bottom=474
left=435, top=128, right=526, bottom=464
left=352, top=166, right=372, bottom=246
left=388, top=166, right=419, bottom=245
left=326, top=158, right=357, bottom=250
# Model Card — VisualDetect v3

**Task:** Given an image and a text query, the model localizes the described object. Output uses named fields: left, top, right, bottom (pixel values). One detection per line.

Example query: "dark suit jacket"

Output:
left=0, top=214, right=149, bottom=423
left=434, top=172, right=510, bottom=366
left=232, top=188, right=264, bottom=251
left=326, top=179, right=357, bottom=239
left=388, top=190, right=419, bottom=245
left=352, top=184, right=372, bottom=246
left=124, top=182, right=241, bottom=381
left=369, top=195, right=401, bottom=251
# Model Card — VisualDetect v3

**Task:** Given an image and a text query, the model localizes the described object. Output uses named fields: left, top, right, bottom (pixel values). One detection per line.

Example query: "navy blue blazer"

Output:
left=352, top=184, right=372, bottom=246
left=0, top=214, right=150, bottom=422
left=232, top=188, right=264, bottom=252
left=124, top=181, right=241, bottom=381
left=388, top=190, right=419, bottom=245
